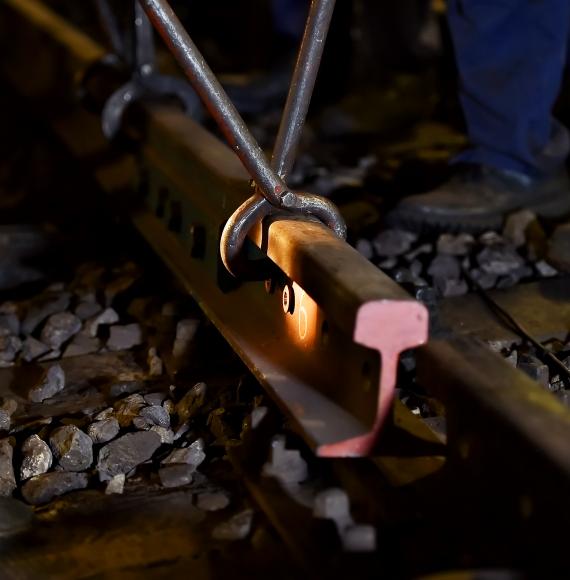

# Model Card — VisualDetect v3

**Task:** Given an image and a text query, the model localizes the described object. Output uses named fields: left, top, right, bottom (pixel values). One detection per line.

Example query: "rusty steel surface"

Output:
left=417, top=335, right=570, bottom=561
left=0, top=0, right=429, bottom=457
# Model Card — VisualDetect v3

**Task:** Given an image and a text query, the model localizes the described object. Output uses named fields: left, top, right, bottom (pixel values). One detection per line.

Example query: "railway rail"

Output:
left=1, top=0, right=570, bottom=576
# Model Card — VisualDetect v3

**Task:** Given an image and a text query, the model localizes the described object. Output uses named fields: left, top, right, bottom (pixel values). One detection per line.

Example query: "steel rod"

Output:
left=138, top=0, right=287, bottom=206
left=272, top=0, right=336, bottom=180
left=134, top=1, right=155, bottom=75
left=94, top=0, right=124, bottom=57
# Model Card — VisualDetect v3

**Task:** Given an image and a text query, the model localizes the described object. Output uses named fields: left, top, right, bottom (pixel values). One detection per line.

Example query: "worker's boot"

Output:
left=389, top=164, right=570, bottom=232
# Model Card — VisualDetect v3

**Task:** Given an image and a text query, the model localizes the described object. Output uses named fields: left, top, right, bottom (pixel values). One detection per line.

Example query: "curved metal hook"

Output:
left=220, top=194, right=273, bottom=277
left=220, top=190, right=346, bottom=278
left=281, top=191, right=347, bottom=240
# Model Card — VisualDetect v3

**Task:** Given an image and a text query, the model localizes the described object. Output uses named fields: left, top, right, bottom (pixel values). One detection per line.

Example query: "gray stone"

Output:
left=428, top=255, right=461, bottom=280
left=0, top=439, right=15, bottom=497
left=434, top=277, right=469, bottom=298
left=436, top=233, right=475, bottom=256
left=409, top=260, right=423, bottom=279
left=162, top=439, right=205, bottom=470
left=97, top=431, right=161, bottom=481
left=132, top=416, right=150, bottom=430
left=504, top=350, right=518, bottom=368
left=313, top=488, right=352, bottom=530
left=87, top=418, right=120, bottom=444
left=20, top=435, right=52, bottom=480
left=94, top=407, right=114, bottom=421
left=38, top=349, right=61, bottom=362
left=1, top=399, right=17, bottom=416
left=22, top=292, right=71, bottom=335
left=62, top=335, right=100, bottom=358
left=479, top=231, right=504, bottom=246
left=21, top=337, right=50, bottom=362
left=28, top=365, right=65, bottom=403
left=40, top=312, right=81, bottom=349
left=144, top=392, right=167, bottom=406
left=495, top=266, right=531, bottom=289
left=412, top=276, right=428, bottom=287
left=555, top=390, right=570, bottom=407
left=535, top=260, right=558, bottom=278
left=108, top=381, right=144, bottom=398
left=404, top=242, right=433, bottom=262
left=355, top=239, right=373, bottom=260
left=49, top=426, right=93, bottom=471
left=175, top=382, right=207, bottom=424
left=114, top=393, right=146, bottom=427
left=477, top=245, right=524, bottom=276
left=392, top=268, right=414, bottom=285
left=503, top=209, right=536, bottom=248
left=377, top=257, right=397, bottom=270
left=212, top=509, right=254, bottom=541
left=172, top=319, right=200, bottom=360
left=262, top=436, right=308, bottom=485
left=105, top=473, right=125, bottom=495
left=548, top=223, right=570, bottom=272
left=342, top=525, right=377, bottom=553
left=469, top=268, right=497, bottom=290
left=518, top=357, right=549, bottom=389
left=250, top=407, right=268, bottom=430
left=197, top=491, right=230, bottom=512
left=85, top=307, right=119, bottom=338
left=173, top=421, right=191, bottom=441
left=107, top=324, right=143, bottom=351
left=150, top=426, right=174, bottom=444
left=0, top=313, right=19, bottom=337
left=139, top=405, right=170, bottom=428
left=74, top=301, right=102, bottom=321
left=550, top=376, right=564, bottom=392
left=158, top=464, right=194, bottom=488
left=372, top=229, right=417, bottom=257
left=21, top=472, right=89, bottom=505
left=0, top=400, right=16, bottom=424
left=0, top=335, right=21, bottom=365
left=0, top=410, right=9, bottom=433
left=147, top=347, right=163, bottom=376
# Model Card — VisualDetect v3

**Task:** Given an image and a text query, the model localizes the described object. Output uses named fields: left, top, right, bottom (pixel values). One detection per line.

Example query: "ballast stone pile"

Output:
left=357, top=209, right=560, bottom=298
left=0, top=262, right=147, bottom=367
left=0, top=261, right=222, bottom=507
left=0, top=376, right=210, bottom=505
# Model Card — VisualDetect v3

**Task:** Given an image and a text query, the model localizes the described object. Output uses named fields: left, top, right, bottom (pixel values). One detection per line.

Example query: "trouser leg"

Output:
left=448, top=0, right=570, bottom=177
left=271, top=0, right=308, bottom=40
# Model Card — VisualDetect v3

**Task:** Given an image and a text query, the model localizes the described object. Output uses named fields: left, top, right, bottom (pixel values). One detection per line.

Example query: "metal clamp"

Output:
left=95, top=0, right=201, bottom=139
left=138, top=0, right=346, bottom=276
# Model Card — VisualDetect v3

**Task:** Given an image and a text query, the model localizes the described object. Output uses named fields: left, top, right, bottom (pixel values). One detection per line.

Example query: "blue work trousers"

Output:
left=271, top=0, right=308, bottom=40
left=449, top=0, right=570, bottom=177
